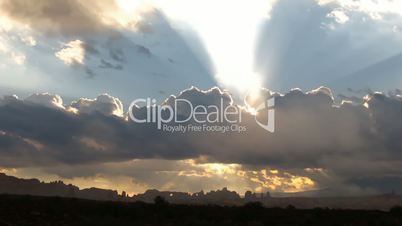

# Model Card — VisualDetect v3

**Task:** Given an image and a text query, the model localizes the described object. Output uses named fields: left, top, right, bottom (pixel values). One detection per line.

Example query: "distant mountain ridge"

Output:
left=0, top=173, right=264, bottom=203
left=1, top=173, right=402, bottom=210
left=0, top=173, right=121, bottom=201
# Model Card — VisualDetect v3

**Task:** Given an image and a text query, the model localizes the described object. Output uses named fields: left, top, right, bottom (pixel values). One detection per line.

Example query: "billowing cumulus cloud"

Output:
left=24, top=93, right=65, bottom=109
left=70, top=94, right=124, bottom=117
left=1, top=86, right=402, bottom=194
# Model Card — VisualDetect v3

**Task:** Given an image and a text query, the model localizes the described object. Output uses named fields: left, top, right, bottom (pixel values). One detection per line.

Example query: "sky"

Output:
left=0, top=0, right=402, bottom=196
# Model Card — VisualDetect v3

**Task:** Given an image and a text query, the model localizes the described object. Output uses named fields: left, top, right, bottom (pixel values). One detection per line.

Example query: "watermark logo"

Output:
left=254, top=98, right=275, bottom=133
left=128, top=97, right=275, bottom=133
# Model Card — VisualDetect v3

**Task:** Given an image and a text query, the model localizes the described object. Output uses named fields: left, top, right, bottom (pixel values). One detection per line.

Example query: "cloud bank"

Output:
left=1, top=86, right=402, bottom=193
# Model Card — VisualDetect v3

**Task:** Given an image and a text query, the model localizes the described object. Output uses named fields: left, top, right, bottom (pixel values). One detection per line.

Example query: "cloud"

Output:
left=81, top=41, right=99, bottom=56
left=20, top=36, right=36, bottom=46
left=99, top=59, right=123, bottom=70
left=0, top=5, right=217, bottom=100
left=54, top=38, right=125, bottom=76
left=55, top=40, right=85, bottom=65
left=0, top=0, right=115, bottom=36
left=3, top=159, right=320, bottom=195
left=109, top=48, right=125, bottom=62
left=0, top=33, right=26, bottom=65
left=327, top=8, right=349, bottom=24
left=70, top=94, right=124, bottom=117
left=0, top=0, right=161, bottom=37
left=10, top=52, right=26, bottom=65
left=1, top=86, right=402, bottom=194
left=319, top=0, right=402, bottom=19
left=135, top=45, right=151, bottom=57
left=25, top=93, right=65, bottom=109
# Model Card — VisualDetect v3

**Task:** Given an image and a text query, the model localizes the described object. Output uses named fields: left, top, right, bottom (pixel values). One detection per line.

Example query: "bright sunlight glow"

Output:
left=154, top=0, right=277, bottom=97
left=115, top=0, right=276, bottom=97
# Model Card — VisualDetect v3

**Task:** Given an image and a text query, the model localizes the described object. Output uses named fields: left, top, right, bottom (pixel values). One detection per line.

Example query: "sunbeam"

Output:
left=157, top=0, right=277, bottom=97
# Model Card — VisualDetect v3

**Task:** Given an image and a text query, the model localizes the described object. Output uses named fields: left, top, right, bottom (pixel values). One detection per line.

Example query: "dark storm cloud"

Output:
left=0, top=86, right=397, bottom=165
left=0, top=91, right=205, bottom=166
left=1, top=87, right=402, bottom=193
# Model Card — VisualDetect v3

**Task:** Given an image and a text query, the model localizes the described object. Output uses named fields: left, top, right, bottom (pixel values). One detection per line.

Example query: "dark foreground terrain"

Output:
left=0, top=195, right=402, bottom=226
